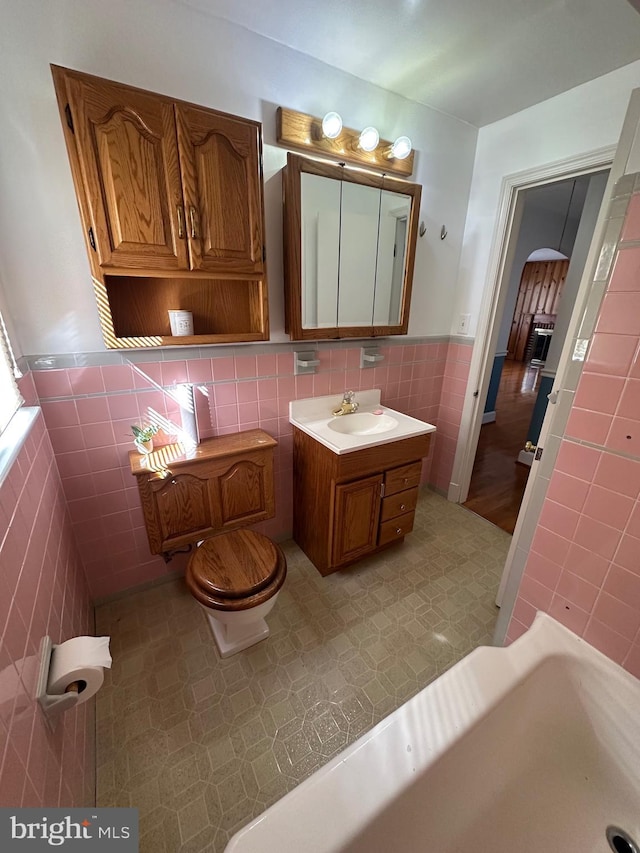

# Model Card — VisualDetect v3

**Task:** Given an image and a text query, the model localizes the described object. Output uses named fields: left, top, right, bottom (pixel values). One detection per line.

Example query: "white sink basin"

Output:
left=289, top=390, right=436, bottom=454
left=327, top=412, right=399, bottom=436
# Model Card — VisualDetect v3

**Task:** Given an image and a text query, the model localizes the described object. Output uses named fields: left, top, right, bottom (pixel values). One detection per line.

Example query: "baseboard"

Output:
left=482, top=411, right=496, bottom=424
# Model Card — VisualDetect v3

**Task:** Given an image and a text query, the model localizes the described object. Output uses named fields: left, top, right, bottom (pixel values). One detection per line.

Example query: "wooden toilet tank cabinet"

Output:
left=129, top=430, right=277, bottom=559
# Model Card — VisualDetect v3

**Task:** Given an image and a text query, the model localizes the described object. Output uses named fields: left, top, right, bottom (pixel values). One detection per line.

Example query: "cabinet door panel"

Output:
left=332, top=475, right=382, bottom=566
left=66, top=75, right=187, bottom=270
left=300, top=173, right=340, bottom=330
left=338, top=182, right=379, bottom=327
left=176, top=106, right=264, bottom=274
left=212, top=458, right=275, bottom=528
left=153, top=473, right=213, bottom=544
left=373, top=191, right=411, bottom=326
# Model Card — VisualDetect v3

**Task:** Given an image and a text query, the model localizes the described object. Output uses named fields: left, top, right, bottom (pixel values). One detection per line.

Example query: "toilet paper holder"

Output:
left=36, top=636, right=82, bottom=730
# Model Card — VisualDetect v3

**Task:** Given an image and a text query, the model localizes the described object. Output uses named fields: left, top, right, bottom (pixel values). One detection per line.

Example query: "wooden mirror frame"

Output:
left=283, top=153, right=421, bottom=341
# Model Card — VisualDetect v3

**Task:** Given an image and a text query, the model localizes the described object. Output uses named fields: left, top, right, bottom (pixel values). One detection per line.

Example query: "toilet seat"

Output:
left=186, top=529, right=287, bottom=611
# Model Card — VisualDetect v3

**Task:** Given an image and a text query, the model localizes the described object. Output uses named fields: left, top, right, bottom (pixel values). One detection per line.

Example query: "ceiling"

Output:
left=177, top=0, right=640, bottom=127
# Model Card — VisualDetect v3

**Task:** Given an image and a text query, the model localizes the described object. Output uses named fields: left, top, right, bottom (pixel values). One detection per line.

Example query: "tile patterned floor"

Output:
left=95, top=490, right=511, bottom=852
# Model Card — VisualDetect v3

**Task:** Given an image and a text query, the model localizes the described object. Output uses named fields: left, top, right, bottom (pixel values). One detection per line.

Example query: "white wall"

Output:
left=0, top=0, right=477, bottom=356
left=455, top=60, right=640, bottom=339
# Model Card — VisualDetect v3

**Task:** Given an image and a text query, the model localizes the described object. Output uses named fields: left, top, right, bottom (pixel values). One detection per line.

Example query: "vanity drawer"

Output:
left=380, top=487, right=419, bottom=522
left=378, top=512, right=415, bottom=546
left=384, top=461, right=422, bottom=497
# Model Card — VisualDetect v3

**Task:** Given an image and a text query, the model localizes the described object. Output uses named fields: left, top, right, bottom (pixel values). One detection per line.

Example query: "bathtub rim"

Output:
left=225, top=613, right=640, bottom=853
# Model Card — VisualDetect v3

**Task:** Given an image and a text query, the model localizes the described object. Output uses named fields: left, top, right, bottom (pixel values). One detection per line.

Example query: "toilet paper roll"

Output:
left=47, top=636, right=112, bottom=706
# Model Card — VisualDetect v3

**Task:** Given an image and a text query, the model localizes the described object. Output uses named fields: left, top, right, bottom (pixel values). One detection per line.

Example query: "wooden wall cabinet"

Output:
left=293, top=428, right=431, bottom=575
left=129, top=430, right=276, bottom=558
left=52, top=66, right=269, bottom=348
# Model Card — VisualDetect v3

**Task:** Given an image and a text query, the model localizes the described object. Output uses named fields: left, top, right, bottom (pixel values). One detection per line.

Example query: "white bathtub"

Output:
left=226, top=613, right=640, bottom=853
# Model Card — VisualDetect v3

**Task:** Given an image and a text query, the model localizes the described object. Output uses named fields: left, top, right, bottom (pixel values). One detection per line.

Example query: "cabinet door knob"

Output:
left=396, top=527, right=402, bottom=535
left=189, top=206, right=200, bottom=239
left=400, top=504, right=406, bottom=511
left=403, top=478, right=409, bottom=484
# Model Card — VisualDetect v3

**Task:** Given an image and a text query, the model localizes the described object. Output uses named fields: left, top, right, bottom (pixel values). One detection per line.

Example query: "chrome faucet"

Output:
left=332, top=390, right=359, bottom=416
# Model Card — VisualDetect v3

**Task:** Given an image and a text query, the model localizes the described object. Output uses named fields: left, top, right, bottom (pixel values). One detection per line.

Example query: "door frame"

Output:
left=492, top=87, right=640, bottom=641
left=447, top=145, right=617, bottom=510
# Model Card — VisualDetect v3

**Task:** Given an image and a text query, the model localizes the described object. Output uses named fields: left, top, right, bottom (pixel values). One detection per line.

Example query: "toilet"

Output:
left=185, top=528, right=287, bottom=658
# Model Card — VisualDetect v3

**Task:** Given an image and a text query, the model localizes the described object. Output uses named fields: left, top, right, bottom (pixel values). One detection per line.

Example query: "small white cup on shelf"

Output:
left=168, top=310, right=194, bottom=336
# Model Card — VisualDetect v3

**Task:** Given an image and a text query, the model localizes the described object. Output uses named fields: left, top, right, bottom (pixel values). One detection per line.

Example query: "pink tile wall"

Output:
left=30, top=339, right=471, bottom=600
left=433, top=342, right=472, bottom=493
left=0, top=408, right=94, bottom=807
left=507, top=188, right=640, bottom=677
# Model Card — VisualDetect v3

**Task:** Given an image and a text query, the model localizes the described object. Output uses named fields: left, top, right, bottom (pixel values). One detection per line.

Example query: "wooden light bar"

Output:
left=276, top=107, right=415, bottom=178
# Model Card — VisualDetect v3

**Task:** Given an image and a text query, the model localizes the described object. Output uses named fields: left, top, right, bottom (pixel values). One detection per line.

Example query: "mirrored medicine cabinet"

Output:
left=283, top=153, right=421, bottom=340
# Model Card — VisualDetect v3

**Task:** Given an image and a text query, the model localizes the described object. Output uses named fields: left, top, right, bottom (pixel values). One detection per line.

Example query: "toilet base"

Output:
left=204, top=611, right=270, bottom=658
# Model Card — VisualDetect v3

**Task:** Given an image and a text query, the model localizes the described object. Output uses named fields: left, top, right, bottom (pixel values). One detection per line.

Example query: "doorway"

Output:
left=462, top=360, right=538, bottom=533
left=454, top=167, right=609, bottom=533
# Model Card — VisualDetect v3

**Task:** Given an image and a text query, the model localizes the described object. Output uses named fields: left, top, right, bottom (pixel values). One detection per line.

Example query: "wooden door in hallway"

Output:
left=463, top=361, right=539, bottom=533
left=506, top=259, right=568, bottom=361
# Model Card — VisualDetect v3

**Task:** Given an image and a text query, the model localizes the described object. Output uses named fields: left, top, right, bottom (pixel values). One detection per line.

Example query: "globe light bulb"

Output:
left=391, top=136, right=412, bottom=160
left=321, top=112, right=343, bottom=139
left=359, top=126, right=380, bottom=152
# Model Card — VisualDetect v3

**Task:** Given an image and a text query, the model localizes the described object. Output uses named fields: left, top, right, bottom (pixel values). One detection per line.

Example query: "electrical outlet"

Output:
left=458, top=313, right=471, bottom=335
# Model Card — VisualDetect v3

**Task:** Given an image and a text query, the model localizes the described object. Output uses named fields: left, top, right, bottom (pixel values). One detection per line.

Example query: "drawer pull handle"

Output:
left=396, top=527, right=402, bottom=535
left=403, top=478, right=409, bottom=484
left=400, top=504, right=406, bottom=511
left=189, top=206, right=200, bottom=239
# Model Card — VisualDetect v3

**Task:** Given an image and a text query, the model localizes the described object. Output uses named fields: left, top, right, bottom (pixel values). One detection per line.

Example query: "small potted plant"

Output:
left=131, top=423, right=159, bottom=454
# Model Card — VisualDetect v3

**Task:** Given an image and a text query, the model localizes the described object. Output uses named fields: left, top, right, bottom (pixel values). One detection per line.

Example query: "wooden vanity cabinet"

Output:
left=51, top=65, right=269, bottom=347
left=293, top=428, right=431, bottom=576
left=129, top=430, right=276, bottom=558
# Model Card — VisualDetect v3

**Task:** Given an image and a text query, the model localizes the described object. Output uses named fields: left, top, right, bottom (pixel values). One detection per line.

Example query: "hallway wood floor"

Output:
left=463, top=361, right=540, bottom=534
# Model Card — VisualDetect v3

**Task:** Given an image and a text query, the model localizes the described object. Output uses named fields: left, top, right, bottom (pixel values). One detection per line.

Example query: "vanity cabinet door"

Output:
left=175, top=105, right=265, bottom=275
left=332, top=475, right=382, bottom=566
left=62, top=71, right=188, bottom=271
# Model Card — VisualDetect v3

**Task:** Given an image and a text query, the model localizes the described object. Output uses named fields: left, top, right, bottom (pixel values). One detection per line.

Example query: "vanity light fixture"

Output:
left=359, top=126, right=380, bottom=152
left=390, top=136, right=412, bottom=160
left=276, top=107, right=415, bottom=177
left=321, top=111, right=343, bottom=139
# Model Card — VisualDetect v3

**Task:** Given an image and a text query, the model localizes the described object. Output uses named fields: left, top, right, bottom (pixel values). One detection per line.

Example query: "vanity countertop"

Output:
left=289, top=390, right=436, bottom=455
